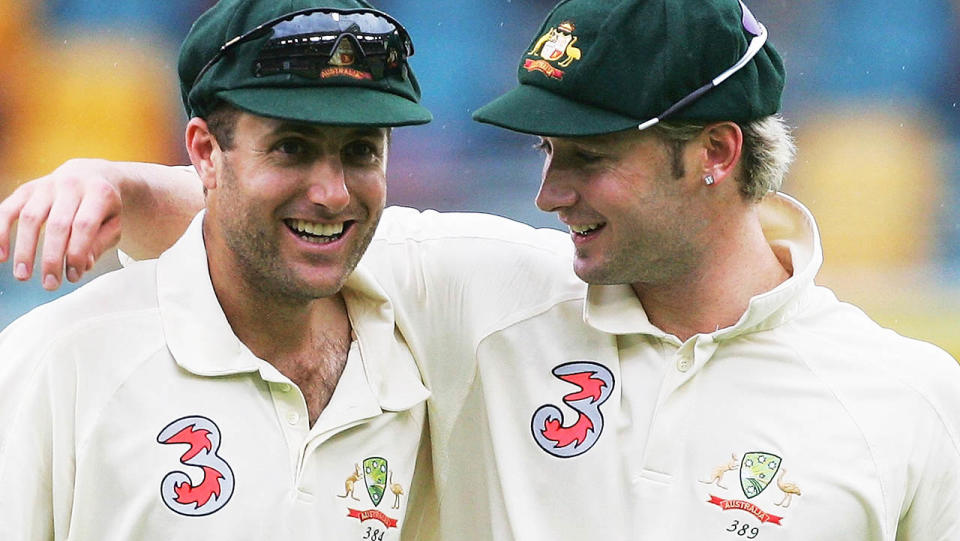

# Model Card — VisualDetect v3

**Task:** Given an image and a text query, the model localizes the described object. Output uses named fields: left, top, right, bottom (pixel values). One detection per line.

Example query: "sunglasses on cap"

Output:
left=637, top=0, right=767, bottom=131
left=192, top=8, right=414, bottom=88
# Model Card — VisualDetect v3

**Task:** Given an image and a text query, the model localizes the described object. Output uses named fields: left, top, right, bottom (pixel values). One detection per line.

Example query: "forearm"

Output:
left=114, top=162, right=204, bottom=260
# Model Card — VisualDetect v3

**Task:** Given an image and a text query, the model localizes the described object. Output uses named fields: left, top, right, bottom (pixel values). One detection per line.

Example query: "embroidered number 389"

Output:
left=157, top=415, right=235, bottom=516
left=531, top=361, right=615, bottom=458
left=727, top=520, right=760, bottom=539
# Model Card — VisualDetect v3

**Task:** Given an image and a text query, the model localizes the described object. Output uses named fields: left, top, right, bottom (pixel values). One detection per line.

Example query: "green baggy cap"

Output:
left=179, top=0, right=432, bottom=127
left=473, top=0, right=784, bottom=136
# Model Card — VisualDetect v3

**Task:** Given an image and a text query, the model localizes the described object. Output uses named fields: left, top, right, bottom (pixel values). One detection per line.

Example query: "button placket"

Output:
left=674, top=341, right=695, bottom=373
left=693, top=335, right=720, bottom=369
left=270, top=381, right=307, bottom=428
left=676, top=353, right=693, bottom=372
left=271, top=383, right=306, bottom=426
left=266, top=379, right=310, bottom=484
left=640, top=335, right=723, bottom=480
left=672, top=335, right=722, bottom=375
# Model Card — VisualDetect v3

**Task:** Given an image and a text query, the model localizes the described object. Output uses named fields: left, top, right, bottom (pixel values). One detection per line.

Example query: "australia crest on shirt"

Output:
left=337, top=456, right=407, bottom=539
left=699, top=450, right=803, bottom=534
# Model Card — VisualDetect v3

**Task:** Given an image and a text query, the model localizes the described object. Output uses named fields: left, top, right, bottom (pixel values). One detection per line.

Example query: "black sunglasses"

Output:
left=192, top=8, right=414, bottom=87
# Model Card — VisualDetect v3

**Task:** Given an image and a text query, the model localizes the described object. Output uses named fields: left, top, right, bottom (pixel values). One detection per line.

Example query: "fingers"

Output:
left=94, top=215, right=122, bottom=263
left=63, top=191, right=122, bottom=283
left=0, top=184, right=31, bottom=265
left=2, top=160, right=126, bottom=290
left=37, top=185, right=83, bottom=290
left=11, top=181, right=53, bottom=284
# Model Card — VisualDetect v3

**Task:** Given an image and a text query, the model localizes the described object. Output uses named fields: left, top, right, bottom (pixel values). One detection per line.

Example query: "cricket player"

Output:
left=3, top=0, right=959, bottom=540
left=0, top=0, right=438, bottom=539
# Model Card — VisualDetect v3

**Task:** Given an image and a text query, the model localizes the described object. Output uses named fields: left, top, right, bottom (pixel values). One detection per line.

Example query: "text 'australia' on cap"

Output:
left=179, top=0, right=432, bottom=127
left=472, top=0, right=784, bottom=137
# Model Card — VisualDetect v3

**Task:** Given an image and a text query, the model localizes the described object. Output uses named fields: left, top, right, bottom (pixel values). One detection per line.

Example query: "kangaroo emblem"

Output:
left=699, top=453, right=739, bottom=489
left=337, top=463, right=363, bottom=501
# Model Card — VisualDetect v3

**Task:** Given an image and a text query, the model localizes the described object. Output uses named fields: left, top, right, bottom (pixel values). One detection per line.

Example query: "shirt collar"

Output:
left=157, top=211, right=254, bottom=375
left=584, top=193, right=822, bottom=341
left=157, top=211, right=428, bottom=412
left=341, top=260, right=430, bottom=412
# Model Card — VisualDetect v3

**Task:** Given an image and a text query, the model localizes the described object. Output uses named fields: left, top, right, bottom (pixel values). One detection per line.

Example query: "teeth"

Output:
left=570, top=224, right=600, bottom=234
left=290, top=219, right=344, bottom=237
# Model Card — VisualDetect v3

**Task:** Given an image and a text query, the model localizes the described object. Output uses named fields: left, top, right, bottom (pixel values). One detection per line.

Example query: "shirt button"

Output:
left=278, top=383, right=292, bottom=393
left=286, top=411, right=300, bottom=425
left=677, top=356, right=693, bottom=372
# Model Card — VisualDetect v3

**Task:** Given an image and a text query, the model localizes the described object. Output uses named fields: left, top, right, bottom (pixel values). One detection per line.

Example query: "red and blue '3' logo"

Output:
left=157, top=415, right=235, bottom=516
left=531, top=361, right=615, bottom=458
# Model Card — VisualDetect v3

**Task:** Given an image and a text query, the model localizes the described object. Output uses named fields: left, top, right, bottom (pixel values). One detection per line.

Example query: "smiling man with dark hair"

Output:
left=0, top=1, right=435, bottom=539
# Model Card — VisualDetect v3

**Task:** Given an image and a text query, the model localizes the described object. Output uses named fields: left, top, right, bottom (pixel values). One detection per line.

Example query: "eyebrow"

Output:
left=271, top=122, right=385, bottom=140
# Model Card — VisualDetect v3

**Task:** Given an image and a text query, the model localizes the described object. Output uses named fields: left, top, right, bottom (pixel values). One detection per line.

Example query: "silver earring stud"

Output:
left=704, top=175, right=715, bottom=185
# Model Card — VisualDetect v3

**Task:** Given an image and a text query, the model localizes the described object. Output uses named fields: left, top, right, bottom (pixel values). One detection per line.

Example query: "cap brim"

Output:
left=472, top=84, right=641, bottom=137
left=219, top=86, right=432, bottom=127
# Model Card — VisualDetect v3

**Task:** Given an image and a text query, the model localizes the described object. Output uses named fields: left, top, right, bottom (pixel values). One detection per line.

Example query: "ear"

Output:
left=698, top=121, right=743, bottom=187
left=185, top=117, right=221, bottom=192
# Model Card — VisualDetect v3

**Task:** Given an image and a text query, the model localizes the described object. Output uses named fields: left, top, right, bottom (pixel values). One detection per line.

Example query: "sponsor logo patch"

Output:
left=157, top=415, right=235, bottom=516
left=531, top=361, right=615, bottom=458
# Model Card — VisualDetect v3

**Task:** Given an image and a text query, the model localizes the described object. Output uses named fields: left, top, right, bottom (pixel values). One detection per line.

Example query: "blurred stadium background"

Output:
left=1, top=0, right=958, bottom=357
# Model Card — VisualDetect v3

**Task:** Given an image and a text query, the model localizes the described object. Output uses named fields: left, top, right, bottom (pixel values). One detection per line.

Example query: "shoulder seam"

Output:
left=777, top=329, right=893, bottom=538
left=473, top=294, right=586, bottom=358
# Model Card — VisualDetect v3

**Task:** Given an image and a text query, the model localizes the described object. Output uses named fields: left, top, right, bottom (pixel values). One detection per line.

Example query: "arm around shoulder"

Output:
left=0, top=159, right=204, bottom=288
left=115, top=162, right=204, bottom=261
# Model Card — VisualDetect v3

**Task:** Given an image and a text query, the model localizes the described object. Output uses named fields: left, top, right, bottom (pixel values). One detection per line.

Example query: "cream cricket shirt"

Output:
left=366, top=194, right=960, bottom=541
left=0, top=212, right=430, bottom=541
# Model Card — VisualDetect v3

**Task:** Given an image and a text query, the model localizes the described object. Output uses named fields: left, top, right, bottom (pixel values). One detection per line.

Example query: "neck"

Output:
left=215, top=271, right=352, bottom=425
left=199, top=218, right=353, bottom=359
left=214, top=277, right=350, bottom=362
left=631, top=207, right=790, bottom=342
left=203, top=223, right=352, bottom=425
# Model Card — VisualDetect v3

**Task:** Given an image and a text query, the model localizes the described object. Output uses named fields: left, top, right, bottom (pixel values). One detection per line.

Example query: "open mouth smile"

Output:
left=570, top=223, right=605, bottom=238
left=285, top=218, right=352, bottom=244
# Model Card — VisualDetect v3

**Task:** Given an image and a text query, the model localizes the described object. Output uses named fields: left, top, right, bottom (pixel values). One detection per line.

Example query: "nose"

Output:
left=535, top=160, right=578, bottom=213
left=305, top=158, right=350, bottom=213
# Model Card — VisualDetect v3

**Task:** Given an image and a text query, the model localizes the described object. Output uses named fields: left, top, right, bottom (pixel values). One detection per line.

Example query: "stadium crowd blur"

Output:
left=1, top=0, right=959, bottom=357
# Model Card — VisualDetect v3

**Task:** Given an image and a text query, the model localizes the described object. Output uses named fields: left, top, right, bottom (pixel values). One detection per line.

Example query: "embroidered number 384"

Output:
left=157, top=415, right=235, bottom=516
left=531, top=361, right=615, bottom=458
